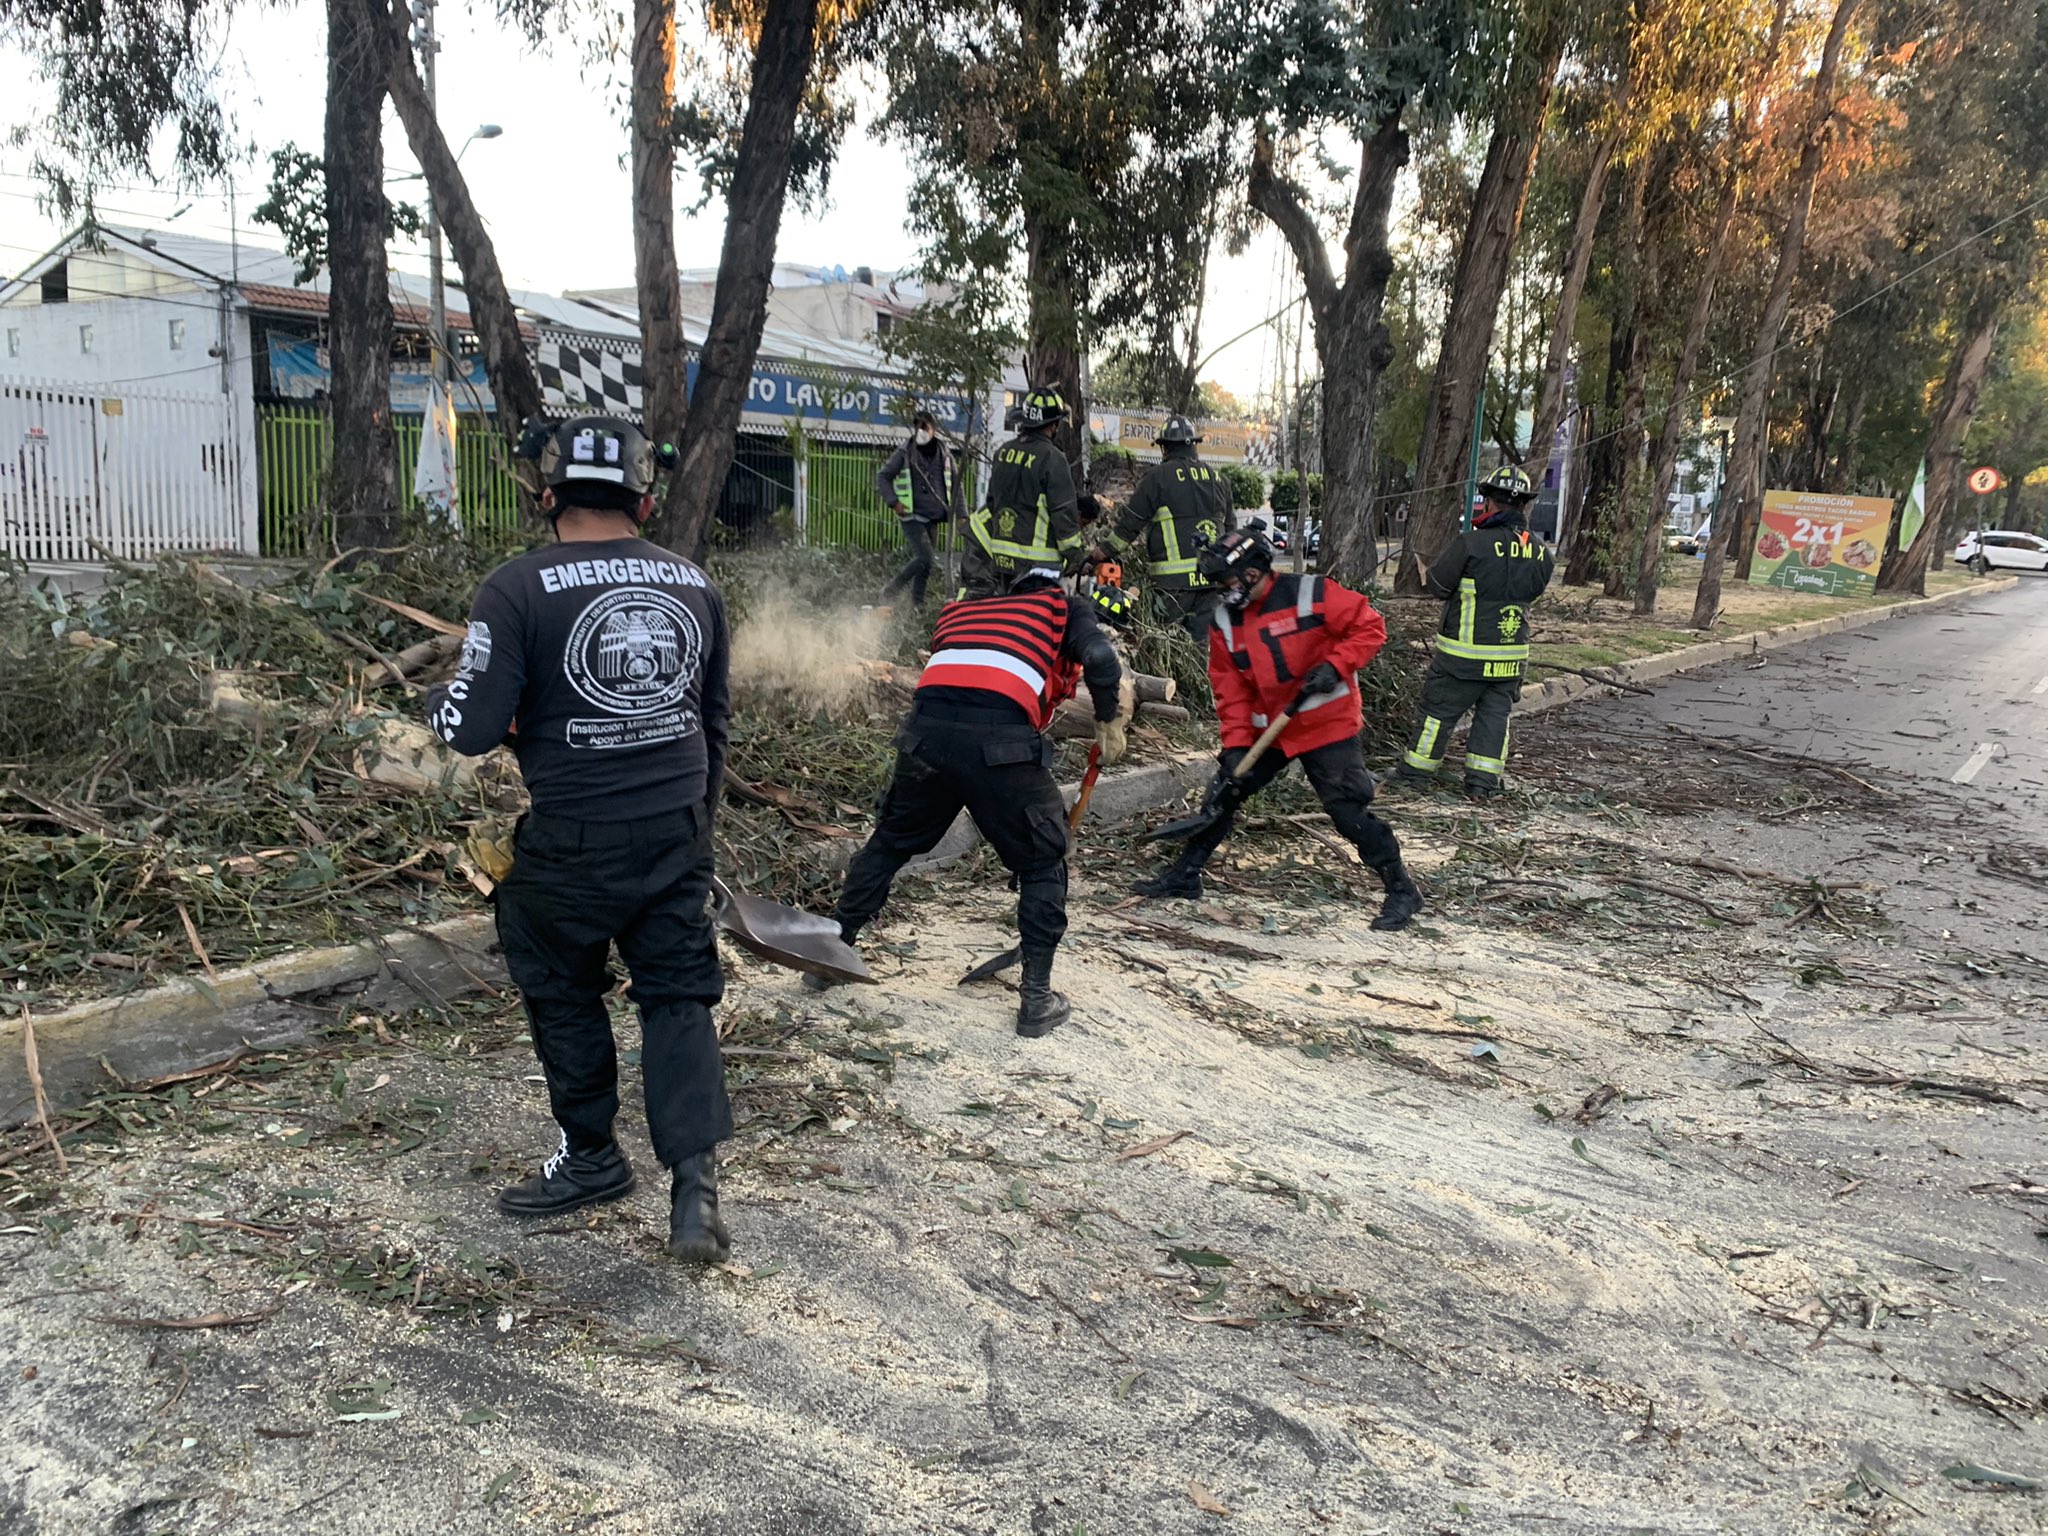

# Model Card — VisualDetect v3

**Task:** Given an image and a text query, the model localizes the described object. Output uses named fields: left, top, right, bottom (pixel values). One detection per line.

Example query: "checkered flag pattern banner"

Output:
left=536, top=331, right=645, bottom=421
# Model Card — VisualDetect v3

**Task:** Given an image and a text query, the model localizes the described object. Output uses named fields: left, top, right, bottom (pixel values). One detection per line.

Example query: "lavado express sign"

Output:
left=1748, top=489, right=1895, bottom=598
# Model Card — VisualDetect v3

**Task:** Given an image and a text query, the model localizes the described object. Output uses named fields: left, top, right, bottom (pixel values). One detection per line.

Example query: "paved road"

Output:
left=1599, top=572, right=2048, bottom=810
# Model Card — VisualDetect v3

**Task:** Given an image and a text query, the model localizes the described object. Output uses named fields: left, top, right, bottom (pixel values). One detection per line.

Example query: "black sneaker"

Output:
left=1371, top=869, right=1425, bottom=933
left=496, top=1135, right=636, bottom=1218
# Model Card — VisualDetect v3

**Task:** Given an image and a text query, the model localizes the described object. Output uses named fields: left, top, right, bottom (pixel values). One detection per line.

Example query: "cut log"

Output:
left=1133, top=674, right=1176, bottom=705
left=1049, top=699, right=1191, bottom=738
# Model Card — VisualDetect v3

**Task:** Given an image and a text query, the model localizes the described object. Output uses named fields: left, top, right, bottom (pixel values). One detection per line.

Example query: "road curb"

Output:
left=3, top=752, right=1215, bottom=1127
left=1, top=914, right=498, bottom=1126
left=1513, top=575, right=2020, bottom=718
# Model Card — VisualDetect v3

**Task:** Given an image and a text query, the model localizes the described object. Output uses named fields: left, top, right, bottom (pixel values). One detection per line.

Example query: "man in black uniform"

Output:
left=1101, top=414, right=1232, bottom=640
left=1398, top=463, right=1556, bottom=797
left=808, top=563, right=1128, bottom=1036
left=424, top=414, right=735, bottom=1264
left=874, top=407, right=965, bottom=609
left=958, top=389, right=1083, bottom=597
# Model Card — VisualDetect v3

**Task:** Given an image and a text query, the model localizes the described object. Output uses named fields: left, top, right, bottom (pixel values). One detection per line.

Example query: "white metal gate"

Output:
left=0, top=376, right=247, bottom=561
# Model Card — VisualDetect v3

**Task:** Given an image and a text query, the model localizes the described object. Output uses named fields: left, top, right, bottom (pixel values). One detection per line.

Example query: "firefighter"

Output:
left=958, top=389, right=1084, bottom=597
left=1132, top=527, right=1423, bottom=932
left=1101, top=414, right=1233, bottom=640
left=875, top=407, right=965, bottom=609
left=808, top=564, right=1131, bottom=1035
left=1398, top=463, right=1555, bottom=797
left=424, top=415, right=734, bottom=1264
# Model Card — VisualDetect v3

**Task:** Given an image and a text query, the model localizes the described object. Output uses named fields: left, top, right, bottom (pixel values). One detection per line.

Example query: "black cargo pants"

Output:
left=1150, top=583, right=1217, bottom=644
left=1403, top=665, right=1518, bottom=788
left=835, top=701, right=1071, bottom=953
left=493, top=802, right=732, bottom=1167
left=880, top=518, right=938, bottom=607
left=1183, top=736, right=1403, bottom=874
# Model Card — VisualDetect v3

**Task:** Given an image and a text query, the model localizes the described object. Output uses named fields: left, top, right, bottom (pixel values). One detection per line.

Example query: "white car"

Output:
left=1955, top=530, right=2048, bottom=572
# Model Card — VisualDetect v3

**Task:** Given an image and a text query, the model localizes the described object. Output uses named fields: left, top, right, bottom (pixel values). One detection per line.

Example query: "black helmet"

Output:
left=1477, top=463, right=1535, bottom=504
left=1090, top=583, right=1136, bottom=629
left=1156, top=415, right=1200, bottom=446
left=1008, top=562, right=1064, bottom=593
left=516, top=414, right=676, bottom=514
left=1018, top=389, right=1067, bottom=429
left=1195, top=525, right=1274, bottom=588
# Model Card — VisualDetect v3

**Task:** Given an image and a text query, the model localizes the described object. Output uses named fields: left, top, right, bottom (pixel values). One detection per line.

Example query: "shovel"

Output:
left=1140, top=688, right=1309, bottom=845
left=959, top=741, right=1104, bottom=985
left=710, top=877, right=875, bottom=985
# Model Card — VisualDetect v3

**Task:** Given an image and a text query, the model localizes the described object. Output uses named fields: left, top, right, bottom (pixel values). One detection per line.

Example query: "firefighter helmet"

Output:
left=1009, top=563, right=1064, bottom=593
left=1091, top=584, right=1136, bottom=629
left=1477, top=463, right=1536, bottom=504
left=1155, top=415, right=1200, bottom=445
left=1195, top=525, right=1274, bottom=588
left=1017, top=390, right=1067, bottom=428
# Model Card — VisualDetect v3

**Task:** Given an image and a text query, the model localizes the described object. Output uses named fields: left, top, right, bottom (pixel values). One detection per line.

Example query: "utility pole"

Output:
left=414, top=0, right=447, bottom=385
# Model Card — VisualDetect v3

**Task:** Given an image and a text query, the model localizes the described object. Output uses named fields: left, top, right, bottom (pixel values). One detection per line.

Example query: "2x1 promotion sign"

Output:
left=1748, top=489, right=1895, bottom=598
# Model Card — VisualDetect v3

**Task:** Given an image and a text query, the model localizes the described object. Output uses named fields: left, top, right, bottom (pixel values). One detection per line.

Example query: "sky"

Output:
left=0, top=4, right=1303, bottom=405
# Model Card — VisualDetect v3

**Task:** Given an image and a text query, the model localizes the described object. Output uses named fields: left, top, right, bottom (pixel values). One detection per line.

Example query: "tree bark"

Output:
left=1249, top=113, right=1407, bottom=589
left=324, top=0, right=399, bottom=557
left=1400, top=25, right=1567, bottom=593
left=632, top=0, right=688, bottom=457
left=1879, top=294, right=2004, bottom=595
left=1632, top=134, right=1744, bottom=615
left=1524, top=128, right=1619, bottom=495
left=1018, top=0, right=1085, bottom=464
left=375, top=0, right=541, bottom=443
left=1692, top=0, right=1861, bottom=626
left=659, top=0, right=821, bottom=556
left=1564, top=149, right=1652, bottom=588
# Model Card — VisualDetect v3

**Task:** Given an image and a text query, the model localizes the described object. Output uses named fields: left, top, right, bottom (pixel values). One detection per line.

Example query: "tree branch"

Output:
left=1249, top=129, right=1338, bottom=342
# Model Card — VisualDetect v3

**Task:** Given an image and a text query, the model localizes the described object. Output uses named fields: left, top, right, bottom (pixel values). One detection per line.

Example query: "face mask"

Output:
left=1221, top=583, right=1253, bottom=610
left=915, top=428, right=934, bottom=446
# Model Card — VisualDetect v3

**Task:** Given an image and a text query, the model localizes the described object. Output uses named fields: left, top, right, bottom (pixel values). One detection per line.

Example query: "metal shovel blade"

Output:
left=1140, top=805, right=1227, bottom=844
left=958, top=946, right=1020, bottom=985
left=710, top=878, right=874, bottom=984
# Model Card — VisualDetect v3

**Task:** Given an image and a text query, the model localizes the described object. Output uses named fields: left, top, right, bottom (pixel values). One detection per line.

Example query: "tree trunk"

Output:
left=1693, top=0, right=1861, bottom=625
left=1633, top=141, right=1744, bottom=615
left=1601, top=313, right=1651, bottom=600
left=375, top=0, right=541, bottom=445
left=324, top=0, right=399, bottom=557
left=1527, top=129, right=1632, bottom=492
left=1832, top=377, right=1868, bottom=489
left=1018, top=0, right=1085, bottom=464
left=659, top=0, right=821, bottom=556
left=631, top=0, right=688, bottom=456
left=1249, top=113, right=1407, bottom=589
left=1564, top=150, right=1651, bottom=589
left=1400, top=25, right=1567, bottom=593
left=1556, top=401, right=1595, bottom=570
left=1879, top=295, right=2003, bottom=595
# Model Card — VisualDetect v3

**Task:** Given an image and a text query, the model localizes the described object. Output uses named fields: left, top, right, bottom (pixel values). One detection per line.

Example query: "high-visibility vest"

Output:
left=916, top=588, right=1077, bottom=728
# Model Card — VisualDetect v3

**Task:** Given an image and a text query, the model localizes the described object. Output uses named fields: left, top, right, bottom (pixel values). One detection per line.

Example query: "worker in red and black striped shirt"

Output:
left=810, top=565, right=1130, bottom=1037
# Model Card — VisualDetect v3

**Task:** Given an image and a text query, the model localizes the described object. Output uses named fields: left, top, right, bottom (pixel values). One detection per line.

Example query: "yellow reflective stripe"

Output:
left=1408, top=716, right=1444, bottom=767
left=1436, top=637, right=1530, bottom=661
left=1152, top=510, right=1199, bottom=574
left=977, top=506, right=1058, bottom=561
left=1466, top=754, right=1506, bottom=776
left=1458, top=577, right=1477, bottom=645
left=1403, top=749, right=1442, bottom=772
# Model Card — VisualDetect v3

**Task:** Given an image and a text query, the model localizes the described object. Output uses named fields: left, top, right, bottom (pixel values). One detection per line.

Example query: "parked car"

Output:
left=1667, top=515, right=1711, bottom=557
left=1955, top=530, right=2048, bottom=571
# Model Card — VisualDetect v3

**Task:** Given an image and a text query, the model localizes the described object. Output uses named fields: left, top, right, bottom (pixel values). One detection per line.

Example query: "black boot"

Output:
left=1015, top=948, right=1071, bottom=1038
left=666, top=1151, right=731, bottom=1264
left=497, top=1134, right=635, bottom=1217
left=1132, top=852, right=1207, bottom=900
left=1370, top=864, right=1425, bottom=932
left=1394, top=765, right=1437, bottom=788
left=1463, top=779, right=1503, bottom=800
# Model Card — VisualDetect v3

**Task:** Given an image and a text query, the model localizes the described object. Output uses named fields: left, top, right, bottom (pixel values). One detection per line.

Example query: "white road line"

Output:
left=2033, top=673, right=2048, bottom=695
left=1952, top=742, right=1999, bottom=784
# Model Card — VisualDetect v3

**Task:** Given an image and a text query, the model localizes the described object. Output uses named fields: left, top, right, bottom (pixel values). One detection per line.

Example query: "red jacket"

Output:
left=1208, top=573, right=1388, bottom=757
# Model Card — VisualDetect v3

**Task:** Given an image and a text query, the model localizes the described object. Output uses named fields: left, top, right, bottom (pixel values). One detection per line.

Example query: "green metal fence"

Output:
left=256, top=403, right=524, bottom=556
left=802, top=441, right=976, bottom=556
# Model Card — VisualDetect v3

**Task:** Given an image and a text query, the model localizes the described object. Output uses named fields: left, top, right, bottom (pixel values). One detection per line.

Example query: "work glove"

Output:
left=1095, top=715, right=1128, bottom=766
left=1200, top=747, right=1252, bottom=817
left=1301, top=661, right=1347, bottom=700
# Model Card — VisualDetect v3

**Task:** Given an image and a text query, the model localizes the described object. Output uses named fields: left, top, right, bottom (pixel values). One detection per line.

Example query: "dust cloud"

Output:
left=729, top=592, right=889, bottom=714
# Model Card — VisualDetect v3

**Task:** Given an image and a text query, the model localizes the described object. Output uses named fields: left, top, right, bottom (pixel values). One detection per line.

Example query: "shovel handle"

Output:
left=1067, top=741, right=1103, bottom=832
left=1229, top=706, right=1297, bottom=781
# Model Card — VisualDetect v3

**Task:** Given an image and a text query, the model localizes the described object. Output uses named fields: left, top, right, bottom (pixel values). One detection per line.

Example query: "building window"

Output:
left=4, top=328, right=18, bottom=359
left=168, top=319, right=186, bottom=351
left=79, top=324, right=94, bottom=355
left=40, top=259, right=68, bottom=304
left=874, top=311, right=894, bottom=338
